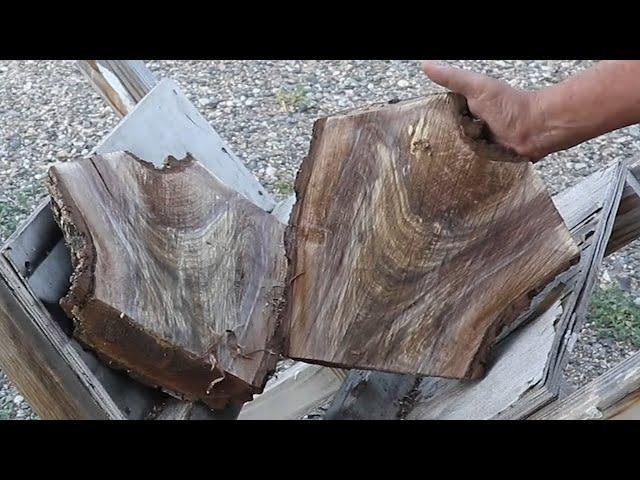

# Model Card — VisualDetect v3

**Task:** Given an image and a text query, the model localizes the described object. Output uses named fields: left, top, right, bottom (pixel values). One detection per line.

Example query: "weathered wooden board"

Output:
left=76, top=60, right=158, bottom=117
left=284, top=93, right=579, bottom=380
left=531, top=349, right=640, bottom=420
left=238, top=363, right=342, bottom=420
left=607, top=171, right=640, bottom=255
left=324, top=369, right=416, bottom=420
left=539, top=161, right=628, bottom=398
left=153, top=397, right=243, bottom=420
left=0, top=255, right=120, bottom=419
left=406, top=301, right=562, bottom=419
left=270, top=194, right=296, bottom=225
left=46, top=152, right=286, bottom=410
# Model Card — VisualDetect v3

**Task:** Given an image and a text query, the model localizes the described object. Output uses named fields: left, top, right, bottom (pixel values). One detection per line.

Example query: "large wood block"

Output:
left=46, top=152, right=286, bottom=409
left=283, top=93, right=580, bottom=379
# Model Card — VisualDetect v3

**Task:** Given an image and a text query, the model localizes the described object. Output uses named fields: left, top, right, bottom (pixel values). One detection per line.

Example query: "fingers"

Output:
left=421, top=61, right=487, bottom=97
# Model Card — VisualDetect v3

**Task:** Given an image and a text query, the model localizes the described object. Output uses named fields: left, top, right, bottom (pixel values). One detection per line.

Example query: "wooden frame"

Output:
left=531, top=349, right=640, bottom=420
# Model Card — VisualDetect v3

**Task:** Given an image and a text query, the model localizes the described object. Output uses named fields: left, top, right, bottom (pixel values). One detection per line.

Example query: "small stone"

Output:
left=265, top=165, right=277, bottom=179
left=13, top=395, right=23, bottom=405
left=245, top=99, right=255, bottom=107
left=633, top=297, right=640, bottom=306
left=198, top=97, right=213, bottom=107
left=573, top=162, right=587, bottom=170
left=397, top=79, right=410, bottom=88
left=8, top=138, right=21, bottom=150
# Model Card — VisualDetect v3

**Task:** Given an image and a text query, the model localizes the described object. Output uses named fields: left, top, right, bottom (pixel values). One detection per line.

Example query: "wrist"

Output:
left=516, top=89, right=553, bottom=161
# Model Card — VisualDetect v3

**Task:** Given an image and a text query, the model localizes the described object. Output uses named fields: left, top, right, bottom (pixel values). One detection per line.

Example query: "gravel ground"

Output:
left=1, top=60, right=639, bottom=419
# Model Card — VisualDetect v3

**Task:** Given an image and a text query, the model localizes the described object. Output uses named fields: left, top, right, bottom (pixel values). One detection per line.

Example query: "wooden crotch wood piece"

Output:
left=46, top=152, right=287, bottom=410
left=284, top=93, right=580, bottom=380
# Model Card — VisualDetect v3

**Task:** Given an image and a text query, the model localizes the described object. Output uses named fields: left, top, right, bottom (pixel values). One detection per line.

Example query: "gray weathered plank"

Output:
left=544, top=161, right=628, bottom=390
left=0, top=256, right=124, bottom=419
left=531, top=350, right=640, bottom=420
left=76, top=61, right=158, bottom=117
left=93, top=78, right=274, bottom=212
left=238, top=362, right=342, bottom=420
left=325, top=369, right=416, bottom=420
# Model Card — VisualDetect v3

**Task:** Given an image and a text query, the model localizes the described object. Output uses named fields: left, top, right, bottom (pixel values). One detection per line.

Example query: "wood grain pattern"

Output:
left=406, top=300, right=562, bottom=420
left=284, top=93, right=580, bottom=379
left=0, top=75, right=270, bottom=420
left=46, top=152, right=287, bottom=409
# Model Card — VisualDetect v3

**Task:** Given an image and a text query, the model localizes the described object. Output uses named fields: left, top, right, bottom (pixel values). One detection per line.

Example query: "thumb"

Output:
left=421, top=61, right=481, bottom=97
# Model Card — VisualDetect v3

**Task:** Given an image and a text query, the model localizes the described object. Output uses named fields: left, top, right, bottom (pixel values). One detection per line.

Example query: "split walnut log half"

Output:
left=46, top=152, right=286, bottom=409
left=284, top=93, right=580, bottom=379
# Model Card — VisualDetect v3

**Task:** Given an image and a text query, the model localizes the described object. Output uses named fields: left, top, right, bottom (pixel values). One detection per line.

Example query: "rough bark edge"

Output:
left=280, top=118, right=327, bottom=355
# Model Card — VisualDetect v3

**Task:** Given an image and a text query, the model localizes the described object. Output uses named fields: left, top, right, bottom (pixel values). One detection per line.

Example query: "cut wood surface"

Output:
left=46, top=152, right=287, bottom=410
left=284, top=93, right=579, bottom=380
left=405, top=161, right=627, bottom=419
left=236, top=193, right=346, bottom=418
left=406, top=301, right=562, bottom=420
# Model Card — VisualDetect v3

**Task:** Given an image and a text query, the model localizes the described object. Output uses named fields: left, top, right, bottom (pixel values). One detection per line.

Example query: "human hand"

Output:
left=422, top=61, right=546, bottom=161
